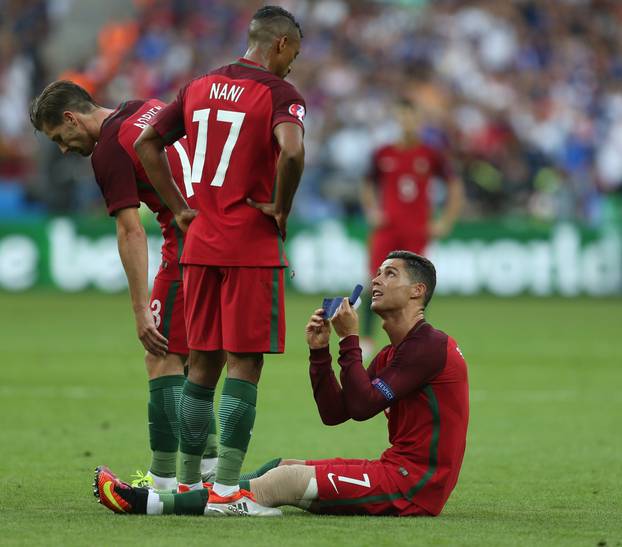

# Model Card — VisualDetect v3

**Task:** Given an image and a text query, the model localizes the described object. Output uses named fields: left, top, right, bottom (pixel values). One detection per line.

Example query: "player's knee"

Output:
left=187, top=350, right=225, bottom=386
left=226, top=352, right=263, bottom=383
left=189, top=349, right=225, bottom=369
left=144, top=352, right=165, bottom=379
left=251, top=464, right=316, bottom=508
left=145, top=352, right=185, bottom=379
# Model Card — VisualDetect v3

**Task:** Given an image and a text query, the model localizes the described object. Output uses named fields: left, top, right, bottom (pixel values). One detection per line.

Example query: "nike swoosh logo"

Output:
left=103, top=481, right=125, bottom=512
left=327, top=473, right=339, bottom=493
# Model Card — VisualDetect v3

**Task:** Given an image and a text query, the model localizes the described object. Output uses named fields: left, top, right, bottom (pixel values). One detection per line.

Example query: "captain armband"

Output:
left=371, top=378, right=395, bottom=402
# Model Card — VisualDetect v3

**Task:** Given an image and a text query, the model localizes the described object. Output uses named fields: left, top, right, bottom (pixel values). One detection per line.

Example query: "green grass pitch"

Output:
left=0, top=291, right=620, bottom=546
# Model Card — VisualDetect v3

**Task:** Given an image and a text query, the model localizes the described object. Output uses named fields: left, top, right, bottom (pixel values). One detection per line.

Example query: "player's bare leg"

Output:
left=142, top=352, right=186, bottom=490
left=145, top=351, right=185, bottom=380
left=178, top=349, right=226, bottom=490
left=279, top=459, right=306, bottom=466
left=249, top=464, right=319, bottom=511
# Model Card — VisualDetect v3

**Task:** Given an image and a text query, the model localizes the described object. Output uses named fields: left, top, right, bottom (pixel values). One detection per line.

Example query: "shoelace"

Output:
left=130, top=470, right=154, bottom=488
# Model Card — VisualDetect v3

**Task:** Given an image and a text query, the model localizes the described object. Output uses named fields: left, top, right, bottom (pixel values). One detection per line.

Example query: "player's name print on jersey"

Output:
left=209, top=82, right=245, bottom=103
left=134, top=105, right=163, bottom=129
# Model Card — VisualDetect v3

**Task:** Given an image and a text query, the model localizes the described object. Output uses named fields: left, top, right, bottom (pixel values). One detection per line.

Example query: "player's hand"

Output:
left=428, top=218, right=451, bottom=239
left=175, top=209, right=198, bottom=233
left=135, top=308, right=168, bottom=356
left=331, top=298, right=359, bottom=339
left=246, top=198, right=288, bottom=239
left=305, top=308, right=331, bottom=349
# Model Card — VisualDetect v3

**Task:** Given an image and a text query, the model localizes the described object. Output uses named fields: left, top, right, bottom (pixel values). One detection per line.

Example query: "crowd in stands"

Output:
left=2, top=0, right=622, bottom=225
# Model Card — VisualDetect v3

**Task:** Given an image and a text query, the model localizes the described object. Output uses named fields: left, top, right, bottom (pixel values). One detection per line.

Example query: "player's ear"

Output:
left=411, top=282, right=425, bottom=300
left=276, top=35, right=288, bottom=53
left=63, top=111, right=78, bottom=126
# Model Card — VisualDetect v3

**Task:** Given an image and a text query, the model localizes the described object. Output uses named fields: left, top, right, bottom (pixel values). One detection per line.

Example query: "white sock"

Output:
left=148, top=471, right=177, bottom=491
left=146, top=492, right=163, bottom=515
left=200, top=457, right=218, bottom=476
left=212, top=482, right=240, bottom=497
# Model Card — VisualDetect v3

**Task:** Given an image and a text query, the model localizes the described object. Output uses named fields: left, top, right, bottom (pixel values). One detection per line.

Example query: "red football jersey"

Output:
left=371, top=143, right=453, bottom=240
left=91, top=99, right=194, bottom=275
left=309, top=321, right=469, bottom=516
left=372, top=328, right=469, bottom=516
left=151, top=58, right=306, bottom=267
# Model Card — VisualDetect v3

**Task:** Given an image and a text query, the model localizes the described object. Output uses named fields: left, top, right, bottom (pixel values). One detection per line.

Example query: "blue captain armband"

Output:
left=372, top=378, right=395, bottom=401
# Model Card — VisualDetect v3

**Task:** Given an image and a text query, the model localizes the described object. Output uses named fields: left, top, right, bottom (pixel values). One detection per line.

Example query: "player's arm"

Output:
left=248, top=122, right=304, bottom=239
left=91, top=134, right=168, bottom=356
left=274, top=122, right=305, bottom=218
left=331, top=300, right=443, bottom=420
left=134, top=95, right=196, bottom=232
left=115, top=207, right=168, bottom=356
left=134, top=125, right=196, bottom=232
left=306, top=308, right=350, bottom=425
left=429, top=153, right=464, bottom=239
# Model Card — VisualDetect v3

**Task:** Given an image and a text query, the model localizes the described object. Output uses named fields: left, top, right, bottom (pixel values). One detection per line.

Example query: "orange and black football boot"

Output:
left=93, top=465, right=148, bottom=514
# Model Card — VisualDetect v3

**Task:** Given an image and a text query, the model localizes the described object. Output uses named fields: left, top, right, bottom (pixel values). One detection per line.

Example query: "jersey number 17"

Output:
left=172, top=108, right=246, bottom=197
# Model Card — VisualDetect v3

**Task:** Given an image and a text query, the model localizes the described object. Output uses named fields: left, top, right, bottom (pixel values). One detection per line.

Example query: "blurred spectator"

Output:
left=3, top=0, right=622, bottom=225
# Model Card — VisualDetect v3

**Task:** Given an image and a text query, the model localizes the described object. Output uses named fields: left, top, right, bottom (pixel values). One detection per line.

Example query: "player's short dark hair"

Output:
left=29, top=80, right=98, bottom=131
left=386, top=250, right=436, bottom=307
left=249, top=5, right=303, bottom=46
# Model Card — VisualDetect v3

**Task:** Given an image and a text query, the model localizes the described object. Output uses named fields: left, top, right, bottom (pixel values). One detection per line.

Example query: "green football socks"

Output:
left=148, top=375, right=185, bottom=478
left=215, top=378, right=257, bottom=487
left=156, top=490, right=209, bottom=515
left=178, top=380, right=215, bottom=485
left=203, top=415, right=218, bottom=459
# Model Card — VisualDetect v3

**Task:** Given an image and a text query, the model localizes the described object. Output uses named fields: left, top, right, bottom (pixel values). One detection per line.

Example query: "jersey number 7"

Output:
left=172, top=108, right=246, bottom=197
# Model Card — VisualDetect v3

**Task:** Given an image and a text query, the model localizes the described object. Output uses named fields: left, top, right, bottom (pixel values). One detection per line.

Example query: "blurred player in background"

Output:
left=28, top=81, right=220, bottom=490
left=134, top=6, right=306, bottom=515
left=360, top=99, right=464, bottom=355
left=94, top=251, right=469, bottom=517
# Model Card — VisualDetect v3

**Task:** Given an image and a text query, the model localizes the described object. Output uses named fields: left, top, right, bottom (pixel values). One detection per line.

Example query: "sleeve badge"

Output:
left=288, top=103, right=306, bottom=122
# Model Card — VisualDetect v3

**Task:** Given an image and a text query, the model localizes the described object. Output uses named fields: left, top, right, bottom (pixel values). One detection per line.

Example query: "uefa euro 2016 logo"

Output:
left=288, top=103, right=306, bottom=121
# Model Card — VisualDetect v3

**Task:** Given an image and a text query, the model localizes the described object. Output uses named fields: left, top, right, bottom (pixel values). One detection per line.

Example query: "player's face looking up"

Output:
left=370, top=258, right=426, bottom=313
left=43, top=113, right=95, bottom=157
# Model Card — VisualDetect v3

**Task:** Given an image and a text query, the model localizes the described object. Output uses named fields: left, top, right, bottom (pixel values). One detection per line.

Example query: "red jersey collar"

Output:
left=234, top=57, right=269, bottom=72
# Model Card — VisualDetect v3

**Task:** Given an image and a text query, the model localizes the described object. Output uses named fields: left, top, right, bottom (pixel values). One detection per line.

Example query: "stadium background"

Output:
left=0, top=1, right=620, bottom=546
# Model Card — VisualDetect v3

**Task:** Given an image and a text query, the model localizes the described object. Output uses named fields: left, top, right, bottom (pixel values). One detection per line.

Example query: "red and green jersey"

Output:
left=370, top=143, right=454, bottom=242
left=91, top=99, right=193, bottom=277
left=150, top=58, right=306, bottom=267
left=309, top=321, right=469, bottom=516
